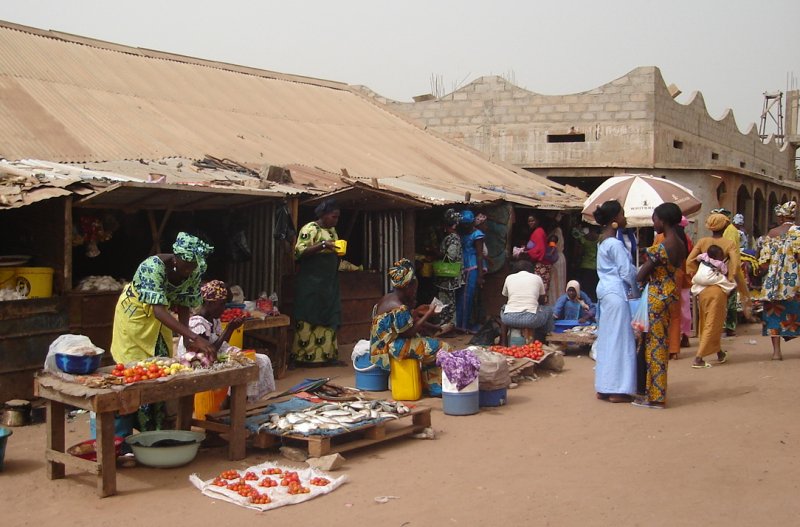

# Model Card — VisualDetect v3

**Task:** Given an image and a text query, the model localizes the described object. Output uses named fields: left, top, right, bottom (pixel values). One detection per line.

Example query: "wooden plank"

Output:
left=191, top=418, right=230, bottom=434
left=95, top=411, right=117, bottom=497
left=175, top=395, right=194, bottom=430
left=45, top=400, right=65, bottom=480
left=45, top=449, right=101, bottom=475
left=243, top=315, right=290, bottom=331
left=307, top=436, right=330, bottom=458
left=228, top=383, right=247, bottom=460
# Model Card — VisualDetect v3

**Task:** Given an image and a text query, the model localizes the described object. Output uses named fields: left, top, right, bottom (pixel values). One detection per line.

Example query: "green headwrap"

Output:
left=173, top=232, right=214, bottom=265
left=388, top=258, right=415, bottom=289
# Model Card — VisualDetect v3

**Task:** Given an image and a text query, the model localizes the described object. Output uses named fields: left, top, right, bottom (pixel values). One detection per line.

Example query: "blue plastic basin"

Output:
left=0, top=427, right=12, bottom=471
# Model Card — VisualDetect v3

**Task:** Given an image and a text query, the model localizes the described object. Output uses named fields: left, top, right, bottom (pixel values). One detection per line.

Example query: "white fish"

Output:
left=292, top=422, right=317, bottom=434
left=286, top=413, right=307, bottom=425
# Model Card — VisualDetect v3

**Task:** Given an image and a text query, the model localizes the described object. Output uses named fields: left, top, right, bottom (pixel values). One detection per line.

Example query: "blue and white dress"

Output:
left=594, top=237, right=639, bottom=395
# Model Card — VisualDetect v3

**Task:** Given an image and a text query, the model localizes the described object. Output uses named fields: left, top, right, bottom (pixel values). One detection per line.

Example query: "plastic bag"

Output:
left=631, top=285, right=649, bottom=335
left=44, top=334, right=104, bottom=372
left=469, top=347, right=511, bottom=390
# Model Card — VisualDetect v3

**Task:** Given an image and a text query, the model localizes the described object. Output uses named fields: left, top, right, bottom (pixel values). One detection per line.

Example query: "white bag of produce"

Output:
left=470, top=347, right=511, bottom=390
left=44, top=334, right=105, bottom=372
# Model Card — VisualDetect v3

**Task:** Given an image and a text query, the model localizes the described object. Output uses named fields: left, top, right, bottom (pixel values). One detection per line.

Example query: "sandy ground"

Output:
left=2, top=322, right=799, bottom=527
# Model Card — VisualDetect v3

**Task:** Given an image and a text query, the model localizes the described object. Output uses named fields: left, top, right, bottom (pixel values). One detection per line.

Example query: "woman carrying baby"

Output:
left=686, top=213, right=742, bottom=369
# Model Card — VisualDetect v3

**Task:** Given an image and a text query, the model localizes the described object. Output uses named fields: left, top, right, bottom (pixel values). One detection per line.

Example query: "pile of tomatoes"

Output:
left=489, top=340, right=546, bottom=360
left=220, top=307, right=250, bottom=323
left=309, top=477, right=330, bottom=486
left=211, top=467, right=326, bottom=501
left=110, top=360, right=191, bottom=384
left=258, top=476, right=278, bottom=488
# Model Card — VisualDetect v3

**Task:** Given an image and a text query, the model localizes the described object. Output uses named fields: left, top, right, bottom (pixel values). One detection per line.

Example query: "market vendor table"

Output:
left=34, top=364, right=258, bottom=498
left=545, top=332, right=596, bottom=348
left=242, top=314, right=290, bottom=378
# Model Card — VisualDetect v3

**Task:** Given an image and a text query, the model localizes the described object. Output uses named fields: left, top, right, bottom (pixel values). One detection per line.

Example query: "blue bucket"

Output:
left=0, top=427, right=12, bottom=471
left=479, top=388, right=508, bottom=407
left=442, top=390, right=480, bottom=416
left=353, top=353, right=389, bottom=391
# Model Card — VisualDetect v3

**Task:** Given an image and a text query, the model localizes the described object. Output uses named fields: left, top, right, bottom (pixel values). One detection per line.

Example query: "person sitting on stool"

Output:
left=499, top=260, right=554, bottom=345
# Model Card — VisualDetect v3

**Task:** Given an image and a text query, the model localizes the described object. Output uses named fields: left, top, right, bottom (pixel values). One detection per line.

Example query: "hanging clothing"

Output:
left=292, top=221, right=341, bottom=363
left=435, top=231, right=463, bottom=326
left=369, top=304, right=448, bottom=396
left=594, top=237, right=638, bottom=396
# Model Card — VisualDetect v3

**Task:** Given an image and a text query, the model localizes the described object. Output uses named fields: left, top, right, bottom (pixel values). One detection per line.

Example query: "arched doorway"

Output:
left=781, top=193, right=789, bottom=203
left=716, top=182, right=727, bottom=206
left=736, top=185, right=750, bottom=217
left=768, top=191, right=779, bottom=227
left=753, top=189, right=765, bottom=238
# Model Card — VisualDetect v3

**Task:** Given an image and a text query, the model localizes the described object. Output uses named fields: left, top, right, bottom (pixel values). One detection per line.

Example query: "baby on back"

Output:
left=691, top=244, right=735, bottom=295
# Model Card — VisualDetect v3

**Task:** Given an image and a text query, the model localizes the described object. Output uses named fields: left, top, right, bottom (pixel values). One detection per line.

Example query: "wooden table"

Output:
left=34, top=364, right=258, bottom=498
left=242, top=314, right=290, bottom=378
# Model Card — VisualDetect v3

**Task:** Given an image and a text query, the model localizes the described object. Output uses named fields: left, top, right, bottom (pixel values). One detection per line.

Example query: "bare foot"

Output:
left=772, top=352, right=783, bottom=361
left=608, top=394, right=633, bottom=403
left=669, top=353, right=679, bottom=360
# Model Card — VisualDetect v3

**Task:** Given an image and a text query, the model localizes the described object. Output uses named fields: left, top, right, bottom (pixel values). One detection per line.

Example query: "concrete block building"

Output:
left=359, top=66, right=800, bottom=239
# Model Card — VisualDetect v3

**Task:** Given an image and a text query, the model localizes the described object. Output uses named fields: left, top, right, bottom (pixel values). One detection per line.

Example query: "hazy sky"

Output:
left=2, top=1, right=798, bottom=132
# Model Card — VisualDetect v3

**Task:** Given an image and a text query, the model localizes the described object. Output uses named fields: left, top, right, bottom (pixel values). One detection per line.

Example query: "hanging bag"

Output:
left=631, top=285, right=649, bottom=336
left=432, top=260, right=462, bottom=278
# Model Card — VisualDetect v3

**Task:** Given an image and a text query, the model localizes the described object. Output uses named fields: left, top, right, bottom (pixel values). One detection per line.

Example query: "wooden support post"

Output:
left=175, top=395, right=194, bottom=430
left=228, top=384, right=247, bottom=460
left=95, top=411, right=117, bottom=497
left=46, top=400, right=65, bottom=480
left=307, top=436, right=330, bottom=458
left=402, top=209, right=415, bottom=259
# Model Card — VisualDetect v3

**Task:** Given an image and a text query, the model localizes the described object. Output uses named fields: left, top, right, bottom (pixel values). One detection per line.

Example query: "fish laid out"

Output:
left=258, top=399, right=410, bottom=436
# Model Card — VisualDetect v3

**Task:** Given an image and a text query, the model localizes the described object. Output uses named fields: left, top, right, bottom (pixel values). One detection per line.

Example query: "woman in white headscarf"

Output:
left=553, top=280, right=596, bottom=323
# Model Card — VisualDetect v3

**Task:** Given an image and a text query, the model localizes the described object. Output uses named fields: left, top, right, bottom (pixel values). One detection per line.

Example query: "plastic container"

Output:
left=55, top=352, right=103, bottom=374
left=389, top=357, right=422, bottom=401
left=11, top=267, right=54, bottom=298
left=222, top=322, right=244, bottom=348
left=0, top=427, right=11, bottom=471
left=193, top=388, right=228, bottom=420
left=353, top=353, right=389, bottom=391
left=67, top=436, right=125, bottom=461
left=553, top=320, right=589, bottom=333
left=442, top=375, right=479, bottom=416
left=479, top=388, right=508, bottom=407
left=125, top=430, right=205, bottom=468
left=0, top=268, right=15, bottom=290
left=333, top=239, right=347, bottom=256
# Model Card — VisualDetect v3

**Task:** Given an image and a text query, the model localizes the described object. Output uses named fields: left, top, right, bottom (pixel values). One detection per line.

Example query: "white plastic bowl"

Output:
left=125, top=430, right=205, bottom=468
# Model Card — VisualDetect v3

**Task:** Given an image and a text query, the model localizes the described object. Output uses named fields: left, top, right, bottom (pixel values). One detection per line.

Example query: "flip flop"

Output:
left=631, top=399, right=665, bottom=409
left=717, top=351, right=728, bottom=364
left=691, top=360, right=711, bottom=369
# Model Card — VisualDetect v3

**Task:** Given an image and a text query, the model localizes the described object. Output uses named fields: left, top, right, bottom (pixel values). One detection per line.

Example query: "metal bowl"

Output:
left=55, top=353, right=103, bottom=374
left=125, top=430, right=205, bottom=468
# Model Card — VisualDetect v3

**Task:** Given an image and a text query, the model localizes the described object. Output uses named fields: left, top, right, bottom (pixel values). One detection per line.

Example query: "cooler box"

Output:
left=353, top=353, right=389, bottom=391
left=442, top=375, right=479, bottom=416
left=389, top=357, right=422, bottom=401
left=479, top=388, right=508, bottom=407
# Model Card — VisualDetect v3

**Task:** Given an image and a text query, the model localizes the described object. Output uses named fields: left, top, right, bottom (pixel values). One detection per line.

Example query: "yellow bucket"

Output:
left=0, top=268, right=15, bottom=290
left=11, top=267, right=54, bottom=298
left=193, top=388, right=228, bottom=420
left=222, top=322, right=244, bottom=348
left=333, top=239, right=347, bottom=256
left=389, top=357, right=422, bottom=401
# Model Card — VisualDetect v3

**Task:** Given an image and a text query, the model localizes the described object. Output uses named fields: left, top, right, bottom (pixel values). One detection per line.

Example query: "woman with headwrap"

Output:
left=108, top=232, right=215, bottom=434
left=434, top=209, right=463, bottom=331
left=369, top=258, right=450, bottom=396
left=757, top=201, right=800, bottom=361
left=516, top=214, right=552, bottom=293
left=292, top=198, right=342, bottom=366
left=635, top=203, right=685, bottom=409
left=547, top=212, right=568, bottom=306
left=553, top=280, right=596, bottom=323
left=686, top=213, right=743, bottom=369
left=455, top=210, right=486, bottom=332
left=177, top=280, right=275, bottom=402
left=592, top=200, right=639, bottom=403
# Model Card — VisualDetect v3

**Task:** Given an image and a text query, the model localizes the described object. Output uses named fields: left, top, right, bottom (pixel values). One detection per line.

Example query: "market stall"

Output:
left=34, top=362, right=258, bottom=497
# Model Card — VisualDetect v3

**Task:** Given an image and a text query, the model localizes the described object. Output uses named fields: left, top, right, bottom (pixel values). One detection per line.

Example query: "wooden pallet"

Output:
left=250, top=406, right=432, bottom=457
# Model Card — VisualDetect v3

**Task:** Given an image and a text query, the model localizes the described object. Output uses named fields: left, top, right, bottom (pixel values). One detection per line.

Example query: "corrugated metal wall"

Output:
left=364, top=211, right=403, bottom=293
left=227, top=203, right=278, bottom=299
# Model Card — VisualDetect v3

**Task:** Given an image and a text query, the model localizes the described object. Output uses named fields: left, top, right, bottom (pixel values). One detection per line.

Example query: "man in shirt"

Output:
left=499, top=260, right=553, bottom=344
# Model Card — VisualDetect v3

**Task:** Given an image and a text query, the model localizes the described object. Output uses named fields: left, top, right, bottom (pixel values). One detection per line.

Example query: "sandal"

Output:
left=691, top=359, right=711, bottom=369
left=631, top=399, right=665, bottom=409
left=717, top=351, right=728, bottom=364
left=608, top=394, right=633, bottom=403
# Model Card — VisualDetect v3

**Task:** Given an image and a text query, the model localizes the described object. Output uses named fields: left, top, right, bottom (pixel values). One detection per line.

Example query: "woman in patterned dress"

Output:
left=291, top=199, right=342, bottom=366
left=634, top=203, right=685, bottom=409
left=757, top=201, right=800, bottom=361
left=370, top=258, right=450, bottom=396
left=434, top=208, right=463, bottom=331
left=108, top=231, right=215, bottom=433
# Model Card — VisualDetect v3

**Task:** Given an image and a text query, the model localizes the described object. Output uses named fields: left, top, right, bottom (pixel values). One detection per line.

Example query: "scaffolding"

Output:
left=759, top=91, right=784, bottom=144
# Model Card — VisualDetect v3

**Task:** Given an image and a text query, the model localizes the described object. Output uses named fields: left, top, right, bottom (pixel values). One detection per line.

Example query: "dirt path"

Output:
left=2, top=322, right=799, bottom=526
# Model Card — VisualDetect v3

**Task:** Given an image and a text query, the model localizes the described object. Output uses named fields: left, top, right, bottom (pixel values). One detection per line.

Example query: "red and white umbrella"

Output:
left=581, top=174, right=701, bottom=227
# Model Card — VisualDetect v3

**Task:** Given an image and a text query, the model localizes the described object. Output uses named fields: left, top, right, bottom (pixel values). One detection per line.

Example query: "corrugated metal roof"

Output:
left=0, top=21, right=584, bottom=208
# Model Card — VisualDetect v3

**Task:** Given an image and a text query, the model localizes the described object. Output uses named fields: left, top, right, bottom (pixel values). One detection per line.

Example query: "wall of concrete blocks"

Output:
left=357, top=66, right=795, bottom=182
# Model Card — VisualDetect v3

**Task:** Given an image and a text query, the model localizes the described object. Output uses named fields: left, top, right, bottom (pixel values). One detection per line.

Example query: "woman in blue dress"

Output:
left=553, top=279, right=597, bottom=323
left=455, top=210, right=485, bottom=332
left=593, top=200, right=639, bottom=403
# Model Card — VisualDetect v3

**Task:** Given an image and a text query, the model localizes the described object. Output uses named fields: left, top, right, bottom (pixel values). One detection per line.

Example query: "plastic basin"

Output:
left=0, top=427, right=11, bottom=471
left=55, top=353, right=103, bottom=374
left=125, top=430, right=205, bottom=468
